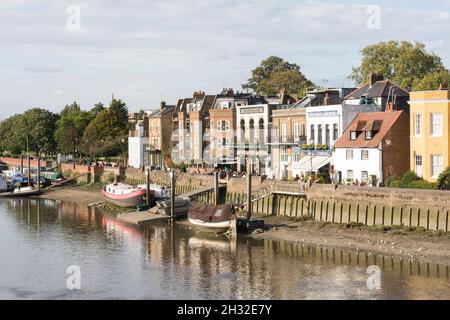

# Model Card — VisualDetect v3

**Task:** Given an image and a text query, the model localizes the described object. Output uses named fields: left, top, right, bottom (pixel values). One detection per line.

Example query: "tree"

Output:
left=90, top=102, right=105, bottom=120
left=350, top=41, right=448, bottom=89
left=54, top=102, right=91, bottom=154
left=3, top=109, right=59, bottom=155
left=82, top=99, right=129, bottom=157
left=242, top=56, right=314, bottom=96
left=412, top=70, right=450, bottom=91
left=0, top=114, right=22, bottom=155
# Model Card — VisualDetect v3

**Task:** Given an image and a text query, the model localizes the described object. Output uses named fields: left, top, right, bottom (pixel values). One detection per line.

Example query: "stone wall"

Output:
left=307, top=184, right=450, bottom=208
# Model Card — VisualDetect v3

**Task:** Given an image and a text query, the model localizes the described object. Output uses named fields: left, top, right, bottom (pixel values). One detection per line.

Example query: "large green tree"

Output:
left=82, top=98, right=128, bottom=157
left=54, top=102, right=91, bottom=154
left=242, top=56, right=314, bottom=96
left=0, top=108, right=58, bottom=155
left=412, top=70, right=450, bottom=91
left=350, top=41, right=448, bottom=89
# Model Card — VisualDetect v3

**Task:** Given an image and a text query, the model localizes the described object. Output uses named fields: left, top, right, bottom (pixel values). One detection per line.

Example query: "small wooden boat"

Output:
left=188, top=204, right=236, bottom=234
left=0, top=186, right=42, bottom=198
left=102, top=183, right=147, bottom=208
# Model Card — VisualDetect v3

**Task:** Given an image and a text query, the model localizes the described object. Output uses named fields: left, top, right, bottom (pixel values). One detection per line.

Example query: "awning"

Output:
left=287, top=155, right=332, bottom=173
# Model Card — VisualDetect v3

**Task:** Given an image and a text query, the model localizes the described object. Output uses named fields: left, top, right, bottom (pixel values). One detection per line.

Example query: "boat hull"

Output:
left=0, top=190, right=42, bottom=198
left=101, top=189, right=146, bottom=208
left=188, top=218, right=233, bottom=234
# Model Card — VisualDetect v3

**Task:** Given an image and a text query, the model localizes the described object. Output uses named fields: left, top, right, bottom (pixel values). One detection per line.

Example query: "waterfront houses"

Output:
left=148, top=101, right=176, bottom=169
left=333, top=106, right=410, bottom=186
left=175, top=91, right=215, bottom=166
left=409, top=87, right=450, bottom=182
left=208, top=88, right=266, bottom=170
left=269, top=105, right=306, bottom=179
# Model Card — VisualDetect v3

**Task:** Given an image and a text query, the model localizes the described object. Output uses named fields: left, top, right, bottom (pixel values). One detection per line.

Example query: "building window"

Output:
left=280, top=146, right=288, bottom=162
left=249, top=119, right=255, bottom=144
left=365, top=131, right=373, bottom=140
left=258, top=119, right=265, bottom=146
left=361, top=150, right=369, bottom=160
left=293, top=123, right=300, bottom=140
left=430, top=113, right=443, bottom=136
left=347, top=170, right=354, bottom=180
left=415, top=155, right=423, bottom=177
left=350, top=131, right=357, bottom=140
left=217, top=138, right=230, bottom=148
left=310, top=125, right=315, bottom=145
left=431, top=155, right=443, bottom=178
left=317, top=125, right=323, bottom=145
left=325, top=124, right=330, bottom=146
left=346, top=149, right=354, bottom=160
left=217, top=120, right=230, bottom=132
left=281, top=123, right=287, bottom=142
left=293, top=149, right=301, bottom=162
left=414, top=113, right=422, bottom=136
left=220, top=102, right=230, bottom=109
left=333, top=124, right=338, bottom=141
left=240, top=119, right=245, bottom=144
left=361, top=171, right=368, bottom=182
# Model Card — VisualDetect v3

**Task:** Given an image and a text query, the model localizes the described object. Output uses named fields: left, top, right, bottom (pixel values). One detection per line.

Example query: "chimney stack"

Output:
left=385, top=102, right=395, bottom=112
left=323, top=93, right=330, bottom=106
left=160, top=101, right=166, bottom=111
left=438, top=83, right=448, bottom=90
left=369, top=72, right=384, bottom=86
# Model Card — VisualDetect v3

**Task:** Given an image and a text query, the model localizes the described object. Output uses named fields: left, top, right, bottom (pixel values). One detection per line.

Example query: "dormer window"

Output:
left=350, top=131, right=357, bottom=140
left=365, top=131, right=373, bottom=140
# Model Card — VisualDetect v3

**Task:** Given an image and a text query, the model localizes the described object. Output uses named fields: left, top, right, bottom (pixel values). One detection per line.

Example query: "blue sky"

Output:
left=1, top=0, right=449, bottom=119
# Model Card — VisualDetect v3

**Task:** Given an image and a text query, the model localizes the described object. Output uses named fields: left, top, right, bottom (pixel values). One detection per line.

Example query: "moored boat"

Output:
left=188, top=204, right=236, bottom=234
left=102, top=183, right=147, bottom=208
left=0, top=186, right=42, bottom=198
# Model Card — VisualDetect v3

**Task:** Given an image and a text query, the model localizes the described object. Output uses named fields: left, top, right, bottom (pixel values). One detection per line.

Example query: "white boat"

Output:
left=102, top=183, right=147, bottom=208
left=0, top=186, right=42, bottom=198
left=188, top=218, right=234, bottom=234
left=187, top=204, right=236, bottom=234
left=137, top=184, right=171, bottom=199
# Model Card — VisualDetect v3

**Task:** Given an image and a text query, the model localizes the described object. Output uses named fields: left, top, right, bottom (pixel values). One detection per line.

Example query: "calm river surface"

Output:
left=0, top=199, right=448, bottom=300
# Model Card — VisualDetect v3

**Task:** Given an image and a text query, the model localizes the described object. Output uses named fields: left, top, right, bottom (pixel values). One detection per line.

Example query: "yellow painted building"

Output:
left=410, top=89, right=450, bottom=181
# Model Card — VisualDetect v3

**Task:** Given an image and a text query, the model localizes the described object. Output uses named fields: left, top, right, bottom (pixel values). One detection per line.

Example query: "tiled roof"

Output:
left=334, top=110, right=405, bottom=148
left=344, top=80, right=409, bottom=100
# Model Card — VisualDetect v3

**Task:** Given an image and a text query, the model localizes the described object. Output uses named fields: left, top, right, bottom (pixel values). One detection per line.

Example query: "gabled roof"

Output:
left=344, top=80, right=409, bottom=100
left=334, top=110, right=405, bottom=148
left=148, top=105, right=176, bottom=118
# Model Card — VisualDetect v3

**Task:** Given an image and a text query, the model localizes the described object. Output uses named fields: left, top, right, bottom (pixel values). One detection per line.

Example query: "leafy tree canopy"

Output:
left=350, top=41, right=448, bottom=89
left=242, top=56, right=314, bottom=96
left=54, top=102, right=91, bottom=154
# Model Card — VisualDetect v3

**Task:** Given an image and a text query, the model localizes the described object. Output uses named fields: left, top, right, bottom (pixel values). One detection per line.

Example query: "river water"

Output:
left=0, top=199, right=448, bottom=300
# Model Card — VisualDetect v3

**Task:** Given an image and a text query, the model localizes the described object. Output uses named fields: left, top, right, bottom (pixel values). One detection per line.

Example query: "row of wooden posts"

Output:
left=19, top=154, right=41, bottom=190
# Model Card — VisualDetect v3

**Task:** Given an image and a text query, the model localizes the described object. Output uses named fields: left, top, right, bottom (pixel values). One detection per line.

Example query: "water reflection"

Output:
left=0, top=199, right=448, bottom=300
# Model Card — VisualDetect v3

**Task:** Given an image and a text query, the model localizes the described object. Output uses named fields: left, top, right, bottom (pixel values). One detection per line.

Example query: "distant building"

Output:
left=209, top=88, right=266, bottom=170
left=128, top=112, right=139, bottom=124
left=128, top=116, right=149, bottom=169
left=343, top=73, right=410, bottom=112
left=409, top=87, right=450, bottom=182
left=333, top=107, right=410, bottom=186
left=269, top=105, right=306, bottom=179
left=175, top=91, right=215, bottom=166
left=148, top=101, right=175, bottom=170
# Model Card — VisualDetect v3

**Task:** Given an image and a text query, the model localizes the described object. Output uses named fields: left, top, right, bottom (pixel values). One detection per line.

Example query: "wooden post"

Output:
left=445, top=210, right=449, bottom=232
left=339, top=202, right=343, bottom=224
left=37, top=153, right=40, bottom=191
left=214, top=171, right=219, bottom=206
left=146, top=169, right=151, bottom=207
left=246, top=173, right=252, bottom=220
left=382, top=206, right=385, bottom=225
left=365, top=205, right=368, bottom=226
left=373, top=206, right=377, bottom=226
left=400, top=207, right=404, bottom=226
left=332, top=202, right=336, bottom=223
left=348, top=204, right=352, bottom=223
left=436, top=210, right=440, bottom=231
left=319, top=201, right=323, bottom=221
left=27, top=156, right=31, bottom=187
left=356, top=204, right=360, bottom=224
left=20, top=155, right=24, bottom=175
left=409, top=208, right=413, bottom=227
left=391, top=207, right=394, bottom=226
left=417, top=209, right=421, bottom=227
left=170, top=170, right=176, bottom=221
left=426, top=209, right=430, bottom=230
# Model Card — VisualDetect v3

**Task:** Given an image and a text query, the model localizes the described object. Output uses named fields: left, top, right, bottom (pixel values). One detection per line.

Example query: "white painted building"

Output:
left=333, top=148, right=382, bottom=185
left=236, top=104, right=272, bottom=175
left=306, top=104, right=342, bottom=147
left=128, top=120, right=149, bottom=169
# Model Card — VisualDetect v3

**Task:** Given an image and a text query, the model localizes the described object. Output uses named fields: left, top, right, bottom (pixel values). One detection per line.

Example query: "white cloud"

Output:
left=0, top=0, right=449, bottom=116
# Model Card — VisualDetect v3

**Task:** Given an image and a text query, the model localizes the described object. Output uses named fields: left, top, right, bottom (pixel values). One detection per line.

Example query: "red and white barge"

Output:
left=102, top=183, right=147, bottom=208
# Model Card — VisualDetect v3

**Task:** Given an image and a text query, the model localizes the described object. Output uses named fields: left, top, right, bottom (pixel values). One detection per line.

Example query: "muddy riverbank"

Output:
left=37, top=186, right=450, bottom=266
left=251, top=215, right=450, bottom=266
